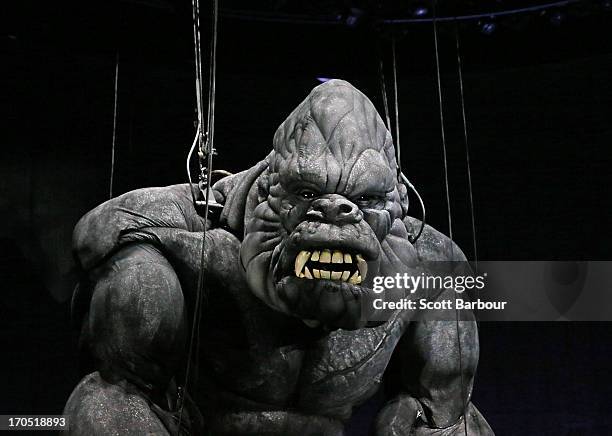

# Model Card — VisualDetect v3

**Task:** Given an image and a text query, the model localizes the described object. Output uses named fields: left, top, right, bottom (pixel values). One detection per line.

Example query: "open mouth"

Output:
left=293, top=249, right=367, bottom=284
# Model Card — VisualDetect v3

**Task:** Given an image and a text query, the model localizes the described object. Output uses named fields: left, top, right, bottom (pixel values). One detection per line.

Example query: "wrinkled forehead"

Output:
left=271, top=80, right=398, bottom=194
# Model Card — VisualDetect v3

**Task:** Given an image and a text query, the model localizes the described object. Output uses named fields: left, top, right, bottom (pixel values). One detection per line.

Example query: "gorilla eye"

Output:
left=357, top=194, right=379, bottom=202
left=298, top=189, right=317, bottom=200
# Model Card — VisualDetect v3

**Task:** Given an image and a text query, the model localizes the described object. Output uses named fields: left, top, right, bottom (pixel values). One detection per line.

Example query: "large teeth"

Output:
left=304, top=266, right=313, bottom=279
left=348, top=271, right=362, bottom=285
left=293, top=249, right=367, bottom=284
left=332, top=250, right=343, bottom=263
left=356, top=254, right=367, bottom=281
left=294, top=250, right=311, bottom=277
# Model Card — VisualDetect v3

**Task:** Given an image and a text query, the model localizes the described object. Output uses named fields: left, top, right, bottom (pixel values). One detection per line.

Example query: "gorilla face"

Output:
left=240, top=80, right=408, bottom=330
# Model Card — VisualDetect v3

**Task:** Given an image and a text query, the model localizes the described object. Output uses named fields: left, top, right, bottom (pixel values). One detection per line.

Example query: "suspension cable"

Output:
left=378, top=53, right=392, bottom=132
left=432, top=12, right=453, bottom=243
left=188, top=0, right=206, bottom=204
left=186, top=131, right=200, bottom=206
left=379, top=37, right=426, bottom=243
left=455, top=21, right=478, bottom=270
left=391, top=37, right=403, bottom=177
left=195, top=0, right=219, bottom=403
left=109, top=52, right=119, bottom=199
left=178, top=0, right=219, bottom=433
left=432, top=3, right=468, bottom=435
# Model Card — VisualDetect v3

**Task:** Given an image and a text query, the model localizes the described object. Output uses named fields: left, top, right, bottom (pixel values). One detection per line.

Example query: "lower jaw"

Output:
left=274, top=276, right=376, bottom=331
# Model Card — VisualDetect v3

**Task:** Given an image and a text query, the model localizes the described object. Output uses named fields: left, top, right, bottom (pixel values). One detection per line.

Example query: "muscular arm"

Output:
left=65, top=243, right=191, bottom=435
left=375, top=218, right=494, bottom=436
left=65, top=184, right=241, bottom=435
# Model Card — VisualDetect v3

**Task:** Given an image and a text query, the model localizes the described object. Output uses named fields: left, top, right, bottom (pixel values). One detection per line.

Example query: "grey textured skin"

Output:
left=64, top=80, right=494, bottom=435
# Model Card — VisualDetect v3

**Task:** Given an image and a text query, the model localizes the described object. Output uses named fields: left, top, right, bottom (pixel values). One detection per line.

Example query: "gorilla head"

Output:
left=239, top=80, right=410, bottom=330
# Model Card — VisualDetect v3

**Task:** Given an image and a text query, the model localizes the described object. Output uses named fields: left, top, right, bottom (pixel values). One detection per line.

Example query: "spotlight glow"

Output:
left=481, top=21, right=497, bottom=35
left=413, top=7, right=429, bottom=17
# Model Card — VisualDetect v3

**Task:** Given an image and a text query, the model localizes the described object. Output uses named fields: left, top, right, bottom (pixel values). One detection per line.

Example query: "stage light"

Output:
left=549, top=10, right=564, bottom=26
left=345, top=8, right=364, bottom=27
left=480, top=20, right=497, bottom=35
left=413, top=6, right=429, bottom=17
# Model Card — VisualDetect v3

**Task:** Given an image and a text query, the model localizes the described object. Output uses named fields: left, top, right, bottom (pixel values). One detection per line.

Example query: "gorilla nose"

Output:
left=307, top=195, right=362, bottom=224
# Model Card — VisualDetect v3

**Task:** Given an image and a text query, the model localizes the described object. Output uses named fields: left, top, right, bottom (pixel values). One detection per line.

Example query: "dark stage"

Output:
left=3, top=1, right=612, bottom=434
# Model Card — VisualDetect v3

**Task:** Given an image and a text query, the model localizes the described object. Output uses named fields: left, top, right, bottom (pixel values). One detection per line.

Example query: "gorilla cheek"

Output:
left=386, top=192, right=405, bottom=222
left=241, top=235, right=270, bottom=296
left=363, top=209, right=393, bottom=242
left=241, top=231, right=291, bottom=314
left=279, top=200, right=310, bottom=232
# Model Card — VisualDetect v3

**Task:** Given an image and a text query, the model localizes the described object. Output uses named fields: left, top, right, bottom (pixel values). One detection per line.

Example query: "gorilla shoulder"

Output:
left=403, top=216, right=467, bottom=263
left=73, top=184, right=209, bottom=271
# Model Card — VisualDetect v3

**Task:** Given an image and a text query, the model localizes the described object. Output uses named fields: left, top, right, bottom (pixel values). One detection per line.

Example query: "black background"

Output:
left=3, top=1, right=612, bottom=434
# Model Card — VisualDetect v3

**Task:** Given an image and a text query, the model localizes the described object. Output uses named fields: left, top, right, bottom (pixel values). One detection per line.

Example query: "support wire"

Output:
left=178, top=0, right=219, bottom=433
left=109, top=52, right=119, bottom=199
left=455, top=22, right=478, bottom=269
left=432, top=3, right=469, bottom=434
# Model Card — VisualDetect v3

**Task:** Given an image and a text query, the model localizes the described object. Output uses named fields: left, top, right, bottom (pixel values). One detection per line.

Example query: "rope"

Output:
left=205, top=0, right=218, bottom=163
left=378, top=54, right=392, bottom=132
left=455, top=22, right=478, bottom=270
left=178, top=0, right=219, bottom=433
left=432, top=3, right=469, bottom=434
left=186, top=130, right=200, bottom=207
left=432, top=13, right=453, bottom=243
left=193, top=0, right=206, bottom=140
left=109, top=52, right=119, bottom=199
left=195, top=0, right=219, bottom=404
left=391, top=37, right=402, bottom=177
left=400, top=173, right=427, bottom=242
left=378, top=38, right=426, bottom=244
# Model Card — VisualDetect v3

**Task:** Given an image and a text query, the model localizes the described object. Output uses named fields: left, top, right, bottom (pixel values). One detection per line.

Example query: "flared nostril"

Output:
left=337, top=203, right=354, bottom=216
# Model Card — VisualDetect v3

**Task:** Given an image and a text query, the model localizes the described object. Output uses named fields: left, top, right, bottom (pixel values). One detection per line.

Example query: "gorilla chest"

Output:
left=294, top=315, right=406, bottom=415
left=203, top=309, right=406, bottom=416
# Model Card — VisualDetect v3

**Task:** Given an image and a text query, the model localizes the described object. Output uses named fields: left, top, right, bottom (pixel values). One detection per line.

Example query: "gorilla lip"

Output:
left=294, top=249, right=367, bottom=284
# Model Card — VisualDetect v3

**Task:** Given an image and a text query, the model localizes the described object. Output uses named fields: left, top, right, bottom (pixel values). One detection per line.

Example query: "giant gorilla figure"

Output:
left=64, top=80, right=494, bottom=435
